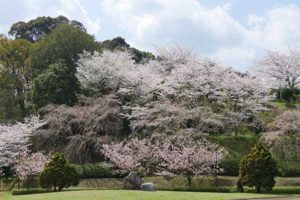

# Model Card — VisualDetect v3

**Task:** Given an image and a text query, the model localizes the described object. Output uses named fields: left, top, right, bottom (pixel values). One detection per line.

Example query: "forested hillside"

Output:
left=1, top=16, right=300, bottom=180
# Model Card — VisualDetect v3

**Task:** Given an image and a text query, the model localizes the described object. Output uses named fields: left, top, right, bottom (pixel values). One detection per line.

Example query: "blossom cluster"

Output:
left=0, top=116, right=44, bottom=166
left=102, top=134, right=226, bottom=177
left=15, top=151, right=49, bottom=180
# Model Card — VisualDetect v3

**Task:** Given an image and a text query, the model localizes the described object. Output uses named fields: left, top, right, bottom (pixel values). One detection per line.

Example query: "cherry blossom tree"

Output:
left=256, top=49, right=300, bottom=89
left=76, top=50, right=136, bottom=94
left=102, top=138, right=160, bottom=175
left=102, top=135, right=226, bottom=186
left=76, top=48, right=271, bottom=137
left=158, top=134, right=226, bottom=186
left=76, top=50, right=166, bottom=101
left=76, top=47, right=226, bottom=105
left=220, top=71, right=270, bottom=135
left=0, top=116, right=44, bottom=167
left=261, top=110, right=300, bottom=161
left=15, top=151, right=49, bottom=180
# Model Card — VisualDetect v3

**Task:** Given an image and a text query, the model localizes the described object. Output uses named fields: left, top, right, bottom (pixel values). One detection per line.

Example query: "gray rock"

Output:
left=140, top=182, right=156, bottom=191
left=123, top=172, right=144, bottom=190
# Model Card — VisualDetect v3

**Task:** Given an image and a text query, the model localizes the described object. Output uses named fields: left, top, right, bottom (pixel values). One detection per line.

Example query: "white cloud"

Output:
left=247, top=5, right=300, bottom=50
left=11, top=0, right=101, bottom=36
left=101, top=0, right=246, bottom=49
left=101, top=0, right=300, bottom=70
left=54, top=0, right=101, bottom=35
left=1, top=0, right=300, bottom=70
left=209, top=47, right=256, bottom=71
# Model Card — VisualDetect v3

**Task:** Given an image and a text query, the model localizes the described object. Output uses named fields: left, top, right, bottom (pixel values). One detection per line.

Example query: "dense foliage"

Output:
left=0, top=38, right=32, bottom=119
left=31, top=62, right=80, bottom=108
left=9, top=16, right=86, bottom=42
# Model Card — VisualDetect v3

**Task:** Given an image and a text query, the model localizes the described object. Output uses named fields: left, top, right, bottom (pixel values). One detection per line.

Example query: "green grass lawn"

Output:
left=3, top=190, right=285, bottom=200
left=206, top=134, right=258, bottom=157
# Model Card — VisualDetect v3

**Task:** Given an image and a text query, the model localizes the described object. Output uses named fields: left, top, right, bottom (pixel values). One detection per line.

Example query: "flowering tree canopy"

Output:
left=261, top=110, right=300, bottom=161
left=15, top=151, right=49, bottom=180
left=76, top=48, right=270, bottom=136
left=102, top=138, right=160, bottom=175
left=158, top=134, right=226, bottom=186
left=102, top=134, right=226, bottom=186
left=256, top=49, right=300, bottom=89
left=0, top=116, right=44, bottom=166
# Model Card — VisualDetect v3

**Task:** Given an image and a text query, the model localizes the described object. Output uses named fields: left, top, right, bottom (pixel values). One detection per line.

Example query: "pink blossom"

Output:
left=15, top=151, right=49, bottom=180
left=0, top=116, right=44, bottom=166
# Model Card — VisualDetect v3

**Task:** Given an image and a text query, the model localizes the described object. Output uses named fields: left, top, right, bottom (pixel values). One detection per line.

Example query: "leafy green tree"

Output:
left=0, top=37, right=32, bottom=118
left=239, top=141, right=278, bottom=193
left=28, top=24, right=97, bottom=108
left=31, top=62, right=80, bottom=108
left=30, top=23, right=97, bottom=74
left=0, top=89, right=20, bottom=122
left=39, top=153, right=79, bottom=192
left=9, top=15, right=86, bottom=42
left=101, top=36, right=130, bottom=50
left=100, top=36, right=155, bottom=63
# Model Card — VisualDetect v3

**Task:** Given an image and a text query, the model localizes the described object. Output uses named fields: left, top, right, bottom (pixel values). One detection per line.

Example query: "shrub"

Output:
left=277, top=87, right=300, bottom=102
left=22, top=175, right=40, bottom=189
left=74, top=162, right=122, bottom=178
left=12, top=188, right=50, bottom=195
left=219, top=157, right=240, bottom=176
left=277, top=161, right=300, bottom=177
left=239, top=141, right=278, bottom=193
left=39, top=153, right=79, bottom=191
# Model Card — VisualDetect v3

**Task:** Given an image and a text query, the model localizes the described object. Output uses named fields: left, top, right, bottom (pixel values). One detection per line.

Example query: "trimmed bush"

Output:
left=74, top=162, right=120, bottom=178
left=22, top=175, right=40, bottom=189
left=39, top=153, right=79, bottom=191
left=219, top=157, right=240, bottom=176
left=277, top=161, right=300, bottom=177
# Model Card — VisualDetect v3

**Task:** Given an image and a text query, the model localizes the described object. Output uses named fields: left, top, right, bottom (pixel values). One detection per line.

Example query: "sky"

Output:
left=1, top=0, right=300, bottom=71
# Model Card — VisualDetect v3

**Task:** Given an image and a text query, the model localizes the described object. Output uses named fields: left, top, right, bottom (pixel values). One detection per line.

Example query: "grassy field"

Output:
left=78, top=176, right=300, bottom=190
left=2, top=190, right=286, bottom=200
left=2, top=176, right=300, bottom=192
left=206, top=134, right=258, bottom=158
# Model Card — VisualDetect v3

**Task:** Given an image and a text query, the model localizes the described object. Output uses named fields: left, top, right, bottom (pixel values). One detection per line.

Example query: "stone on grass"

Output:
left=140, top=182, right=156, bottom=191
left=123, top=172, right=144, bottom=190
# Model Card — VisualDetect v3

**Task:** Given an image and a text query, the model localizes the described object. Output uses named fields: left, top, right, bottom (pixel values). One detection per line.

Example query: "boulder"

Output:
left=140, top=182, right=156, bottom=191
left=123, top=172, right=143, bottom=190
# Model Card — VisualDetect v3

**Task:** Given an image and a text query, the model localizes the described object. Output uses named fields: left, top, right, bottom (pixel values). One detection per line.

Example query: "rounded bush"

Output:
left=39, top=153, right=79, bottom=191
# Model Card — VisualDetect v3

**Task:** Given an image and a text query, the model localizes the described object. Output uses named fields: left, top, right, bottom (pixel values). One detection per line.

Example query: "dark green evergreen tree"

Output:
left=239, top=141, right=278, bottom=193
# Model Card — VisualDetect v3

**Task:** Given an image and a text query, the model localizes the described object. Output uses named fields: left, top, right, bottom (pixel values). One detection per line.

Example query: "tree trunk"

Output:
left=234, top=126, right=238, bottom=136
left=186, top=175, right=192, bottom=187
left=16, top=88, right=26, bottom=118
left=214, top=175, right=219, bottom=187
left=236, top=179, right=244, bottom=193
left=19, top=99, right=26, bottom=118
left=255, top=185, right=261, bottom=193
